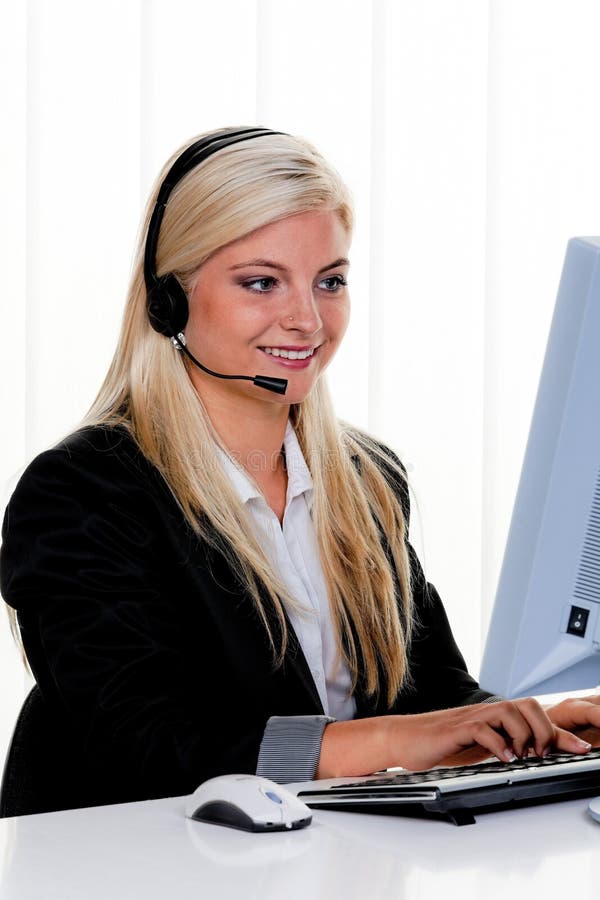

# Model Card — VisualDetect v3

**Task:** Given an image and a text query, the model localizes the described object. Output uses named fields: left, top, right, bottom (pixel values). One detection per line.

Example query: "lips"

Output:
left=260, top=346, right=316, bottom=360
left=258, top=344, right=322, bottom=367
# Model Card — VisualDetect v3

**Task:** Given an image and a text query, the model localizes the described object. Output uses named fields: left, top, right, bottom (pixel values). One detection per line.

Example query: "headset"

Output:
left=144, top=126, right=288, bottom=395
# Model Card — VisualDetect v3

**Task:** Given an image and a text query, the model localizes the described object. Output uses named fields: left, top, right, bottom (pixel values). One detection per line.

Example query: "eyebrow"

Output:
left=228, top=257, right=350, bottom=275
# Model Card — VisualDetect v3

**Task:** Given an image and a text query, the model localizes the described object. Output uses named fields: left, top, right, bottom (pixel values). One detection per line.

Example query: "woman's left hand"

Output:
left=544, top=694, right=600, bottom=747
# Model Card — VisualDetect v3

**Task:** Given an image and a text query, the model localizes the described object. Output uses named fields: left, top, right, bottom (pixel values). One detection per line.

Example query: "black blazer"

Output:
left=0, top=425, right=494, bottom=811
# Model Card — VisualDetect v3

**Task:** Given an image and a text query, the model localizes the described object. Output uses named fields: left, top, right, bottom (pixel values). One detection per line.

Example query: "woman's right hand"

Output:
left=316, top=698, right=593, bottom=779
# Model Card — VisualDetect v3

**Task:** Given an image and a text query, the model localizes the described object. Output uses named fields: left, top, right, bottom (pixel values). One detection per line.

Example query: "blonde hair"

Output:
left=20, top=127, right=415, bottom=705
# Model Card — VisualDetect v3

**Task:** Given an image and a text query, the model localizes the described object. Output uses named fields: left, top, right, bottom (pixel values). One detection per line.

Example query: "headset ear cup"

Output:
left=146, top=274, right=189, bottom=337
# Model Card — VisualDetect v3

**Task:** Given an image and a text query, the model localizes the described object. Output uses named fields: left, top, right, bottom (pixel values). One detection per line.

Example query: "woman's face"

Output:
left=185, top=209, right=351, bottom=407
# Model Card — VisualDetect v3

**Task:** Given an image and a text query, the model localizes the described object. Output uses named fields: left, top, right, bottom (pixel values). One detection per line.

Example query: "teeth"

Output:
left=262, top=347, right=315, bottom=360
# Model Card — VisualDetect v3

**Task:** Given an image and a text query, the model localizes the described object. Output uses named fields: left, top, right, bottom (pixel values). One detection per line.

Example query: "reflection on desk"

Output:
left=0, top=792, right=597, bottom=900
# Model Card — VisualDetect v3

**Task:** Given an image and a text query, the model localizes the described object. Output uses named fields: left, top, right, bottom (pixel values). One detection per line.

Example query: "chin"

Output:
left=280, top=380, right=320, bottom=406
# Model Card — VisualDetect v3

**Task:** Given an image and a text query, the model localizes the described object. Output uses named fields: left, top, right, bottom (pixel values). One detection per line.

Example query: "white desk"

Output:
left=0, top=791, right=597, bottom=899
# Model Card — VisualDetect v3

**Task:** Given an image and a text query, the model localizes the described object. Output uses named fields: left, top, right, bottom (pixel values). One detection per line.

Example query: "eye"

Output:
left=319, top=275, right=348, bottom=292
left=241, top=277, right=278, bottom=294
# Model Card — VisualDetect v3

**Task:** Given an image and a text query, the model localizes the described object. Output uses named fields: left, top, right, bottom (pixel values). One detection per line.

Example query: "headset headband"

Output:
left=143, top=127, right=284, bottom=293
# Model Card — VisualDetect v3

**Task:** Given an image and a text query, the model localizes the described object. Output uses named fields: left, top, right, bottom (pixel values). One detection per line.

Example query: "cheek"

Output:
left=325, top=300, right=350, bottom=341
left=187, top=290, right=251, bottom=339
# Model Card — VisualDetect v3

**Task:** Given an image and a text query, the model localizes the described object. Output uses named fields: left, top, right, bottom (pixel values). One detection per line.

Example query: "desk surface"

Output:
left=0, top=790, right=598, bottom=899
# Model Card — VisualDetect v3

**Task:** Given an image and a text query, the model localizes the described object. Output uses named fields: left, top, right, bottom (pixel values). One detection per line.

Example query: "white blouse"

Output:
left=214, top=420, right=356, bottom=722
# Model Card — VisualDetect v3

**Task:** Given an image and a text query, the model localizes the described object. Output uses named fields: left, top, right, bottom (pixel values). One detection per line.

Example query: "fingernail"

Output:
left=576, top=739, right=592, bottom=751
left=502, top=749, right=516, bottom=763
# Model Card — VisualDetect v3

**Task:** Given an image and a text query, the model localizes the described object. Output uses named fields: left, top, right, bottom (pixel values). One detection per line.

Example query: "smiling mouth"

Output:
left=258, top=345, right=320, bottom=360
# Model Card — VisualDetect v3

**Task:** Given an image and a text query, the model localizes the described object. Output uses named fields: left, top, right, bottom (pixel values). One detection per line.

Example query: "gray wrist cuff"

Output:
left=256, top=715, right=336, bottom=784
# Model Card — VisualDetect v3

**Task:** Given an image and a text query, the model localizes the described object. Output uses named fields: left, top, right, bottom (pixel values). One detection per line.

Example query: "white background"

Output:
left=1, top=0, right=600, bottom=771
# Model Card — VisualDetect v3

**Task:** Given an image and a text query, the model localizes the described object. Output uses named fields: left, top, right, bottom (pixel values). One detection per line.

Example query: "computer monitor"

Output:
left=480, top=236, right=600, bottom=698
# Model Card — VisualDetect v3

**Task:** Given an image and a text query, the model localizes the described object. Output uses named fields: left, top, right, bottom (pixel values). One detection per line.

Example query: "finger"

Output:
left=575, top=694, right=600, bottom=706
left=568, top=726, right=600, bottom=748
left=511, top=697, right=557, bottom=757
left=483, top=699, right=545, bottom=758
left=552, top=727, right=592, bottom=755
left=453, top=721, right=516, bottom=764
left=547, top=699, right=600, bottom=732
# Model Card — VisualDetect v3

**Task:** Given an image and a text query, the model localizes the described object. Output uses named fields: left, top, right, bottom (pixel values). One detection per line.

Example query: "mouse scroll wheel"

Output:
left=264, top=790, right=283, bottom=805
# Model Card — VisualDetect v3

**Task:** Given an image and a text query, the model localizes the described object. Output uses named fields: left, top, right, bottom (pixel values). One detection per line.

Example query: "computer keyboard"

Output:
left=350, top=746, right=600, bottom=785
left=298, top=747, right=600, bottom=826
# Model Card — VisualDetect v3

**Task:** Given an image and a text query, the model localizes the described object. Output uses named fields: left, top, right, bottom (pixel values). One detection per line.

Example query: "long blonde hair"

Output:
left=28, top=127, right=415, bottom=705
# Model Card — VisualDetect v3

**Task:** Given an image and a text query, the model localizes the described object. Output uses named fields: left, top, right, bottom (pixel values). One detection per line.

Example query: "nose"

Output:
left=282, top=283, right=323, bottom=335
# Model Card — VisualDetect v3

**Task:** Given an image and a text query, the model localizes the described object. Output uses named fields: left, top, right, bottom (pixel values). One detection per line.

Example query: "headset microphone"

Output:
left=144, top=127, right=288, bottom=396
left=170, top=333, right=287, bottom=395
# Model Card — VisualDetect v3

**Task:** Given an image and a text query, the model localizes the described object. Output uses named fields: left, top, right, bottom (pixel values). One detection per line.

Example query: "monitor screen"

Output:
left=480, top=236, right=600, bottom=698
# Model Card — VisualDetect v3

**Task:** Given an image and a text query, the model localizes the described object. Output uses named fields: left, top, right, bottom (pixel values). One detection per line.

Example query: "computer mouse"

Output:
left=185, top=774, right=313, bottom=833
left=587, top=796, right=600, bottom=823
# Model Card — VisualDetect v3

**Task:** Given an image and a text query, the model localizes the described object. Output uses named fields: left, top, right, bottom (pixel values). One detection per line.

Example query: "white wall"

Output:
left=2, top=0, right=600, bottom=771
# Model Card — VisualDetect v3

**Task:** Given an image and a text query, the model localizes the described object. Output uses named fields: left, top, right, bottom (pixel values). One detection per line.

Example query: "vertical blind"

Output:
left=2, top=0, right=600, bottom=767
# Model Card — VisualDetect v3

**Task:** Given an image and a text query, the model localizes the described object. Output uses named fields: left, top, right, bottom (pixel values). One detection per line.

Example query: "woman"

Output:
left=1, top=126, right=598, bottom=814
